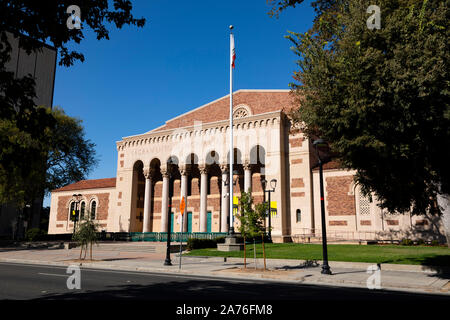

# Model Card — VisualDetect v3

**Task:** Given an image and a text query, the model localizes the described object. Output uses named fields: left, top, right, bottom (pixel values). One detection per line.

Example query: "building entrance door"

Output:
left=187, top=212, right=192, bottom=233
left=207, top=211, right=212, bottom=233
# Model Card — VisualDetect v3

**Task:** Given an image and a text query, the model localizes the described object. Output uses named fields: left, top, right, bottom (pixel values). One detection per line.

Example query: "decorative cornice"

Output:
left=117, top=110, right=283, bottom=150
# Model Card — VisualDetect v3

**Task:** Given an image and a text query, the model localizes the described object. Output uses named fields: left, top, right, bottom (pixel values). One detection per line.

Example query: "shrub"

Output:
left=186, top=237, right=232, bottom=250
left=415, top=239, right=425, bottom=246
left=430, top=240, right=440, bottom=246
left=25, top=228, right=46, bottom=241
left=400, top=238, right=414, bottom=246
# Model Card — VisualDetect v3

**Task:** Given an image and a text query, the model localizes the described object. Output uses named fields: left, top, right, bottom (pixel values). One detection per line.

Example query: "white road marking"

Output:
left=0, top=261, right=263, bottom=284
left=38, top=273, right=67, bottom=277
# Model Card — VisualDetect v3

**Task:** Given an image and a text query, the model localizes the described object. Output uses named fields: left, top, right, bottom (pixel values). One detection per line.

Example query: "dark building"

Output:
left=0, top=32, right=57, bottom=238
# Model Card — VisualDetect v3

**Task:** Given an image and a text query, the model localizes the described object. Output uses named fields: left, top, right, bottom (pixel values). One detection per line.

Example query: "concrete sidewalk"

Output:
left=0, top=245, right=449, bottom=296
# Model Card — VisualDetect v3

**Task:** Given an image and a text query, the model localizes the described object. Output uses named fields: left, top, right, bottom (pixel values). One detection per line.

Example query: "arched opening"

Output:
left=131, top=160, right=145, bottom=232
left=90, top=200, right=97, bottom=220
left=226, top=148, right=244, bottom=193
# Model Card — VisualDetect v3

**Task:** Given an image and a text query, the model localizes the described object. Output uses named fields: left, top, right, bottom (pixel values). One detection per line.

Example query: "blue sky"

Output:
left=46, top=0, right=315, bottom=205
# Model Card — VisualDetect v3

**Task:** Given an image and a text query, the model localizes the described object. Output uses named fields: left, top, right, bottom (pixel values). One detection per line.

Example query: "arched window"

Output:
left=80, top=201, right=86, bottom=219
left=296, top=209, right=301, bottom=222
left=91, top=201, right=97, bottom=220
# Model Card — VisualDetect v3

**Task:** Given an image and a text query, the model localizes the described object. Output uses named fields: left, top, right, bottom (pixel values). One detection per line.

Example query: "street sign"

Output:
left=180, top=196, right=185, bottom=215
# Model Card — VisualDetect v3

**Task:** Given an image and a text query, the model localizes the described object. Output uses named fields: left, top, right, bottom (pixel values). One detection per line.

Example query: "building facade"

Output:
left=0, top=32, right=57, bottom=238
left=48, top=90, right=444, bottom=242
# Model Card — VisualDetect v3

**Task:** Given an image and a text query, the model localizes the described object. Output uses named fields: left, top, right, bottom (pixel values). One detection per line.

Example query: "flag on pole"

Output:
left=231, top=33, right=236, bottom=69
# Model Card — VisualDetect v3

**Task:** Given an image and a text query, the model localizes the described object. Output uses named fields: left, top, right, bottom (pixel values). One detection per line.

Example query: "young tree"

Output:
left=278, top=0, right=449, bottom=243
left=236, top=191, right=268, bottom=270
left=255, top=202, right=270, bottom=270
left=72, top=209, right=99, bottom=261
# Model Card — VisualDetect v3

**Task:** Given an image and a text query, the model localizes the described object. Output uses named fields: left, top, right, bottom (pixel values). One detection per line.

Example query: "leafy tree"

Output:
left=278, top=0, right=449, bottom=242
left=44, top=107, right=98, bottom=192
left=0, top=1, right=144, bottom=210
left=0, top=106, right=97, bottom=207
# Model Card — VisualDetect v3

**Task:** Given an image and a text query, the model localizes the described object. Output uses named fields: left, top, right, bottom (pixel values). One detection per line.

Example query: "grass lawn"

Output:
left=185, top=243, right=450, bottom=266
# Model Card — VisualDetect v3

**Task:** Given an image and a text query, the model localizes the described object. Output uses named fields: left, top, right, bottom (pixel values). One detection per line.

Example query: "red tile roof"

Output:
left=52, top=178, right=116, bottom=192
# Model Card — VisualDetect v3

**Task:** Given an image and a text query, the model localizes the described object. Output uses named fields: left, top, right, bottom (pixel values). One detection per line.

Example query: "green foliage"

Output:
left=186, top=237, right=227, bottom=251
left=0, top=1, right=145, bottom=68
left=236, top=191, right=266, bottom=239
left=72, top=210, right=100, bottom=248
left=286, top=0, right=449, bottom=215
left=0, top=1, right=144, bottom=207
left=25, top=228, right=47, bottom=242
left=430, top=240, right=441, bottom=246
left=0, top=106, right=98, bottom=207
left=400, top=238, right=414, bottom=246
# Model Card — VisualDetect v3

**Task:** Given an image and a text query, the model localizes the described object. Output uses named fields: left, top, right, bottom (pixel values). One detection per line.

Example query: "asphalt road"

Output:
left=0, top=262, right=448, bottom=301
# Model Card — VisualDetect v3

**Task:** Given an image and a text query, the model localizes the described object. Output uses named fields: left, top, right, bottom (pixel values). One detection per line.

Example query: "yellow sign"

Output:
left=270, top=201, right=277, bottom=217
left=180, top=196, right=185, bottom=215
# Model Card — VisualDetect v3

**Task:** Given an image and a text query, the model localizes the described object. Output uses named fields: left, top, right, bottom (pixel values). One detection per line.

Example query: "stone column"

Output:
left=220, top=164, right=229, bottom=233
left=199, top=165, right=208, bottom=232
left=160, top=169, right=169, bottom=232
left=180, top=166, right=188, bottom=232
left=142, top=168, right=153, bottom=233
left=244, top=160, right=252, bottom=193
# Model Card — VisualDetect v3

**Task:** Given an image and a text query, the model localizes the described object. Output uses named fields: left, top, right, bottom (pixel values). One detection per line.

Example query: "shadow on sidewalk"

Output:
left=421, top=256, right=450, bottom=279
left=273, top=260, right=320, bottom=271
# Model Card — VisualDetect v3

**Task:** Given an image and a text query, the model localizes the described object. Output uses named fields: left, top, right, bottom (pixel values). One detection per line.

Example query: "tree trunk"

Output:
left=437, top=192, right=450, bottom=248
left=79, top=244, right=83, bottom=260
left=243, top=236, right=246, bottom=269
left=262, top=234, right=266, bottom=271
left=83, top=243, right=87, bottom=260
left=90, top=241, right=93, bottom=260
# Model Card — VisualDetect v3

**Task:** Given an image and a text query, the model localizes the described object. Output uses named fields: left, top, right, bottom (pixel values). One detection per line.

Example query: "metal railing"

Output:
left=292, top=228, right=380, bottom=243
left=129, top=232, right=228, bottom=242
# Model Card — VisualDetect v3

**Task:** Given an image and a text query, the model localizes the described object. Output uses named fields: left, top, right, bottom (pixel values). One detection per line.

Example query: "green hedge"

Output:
left=186, top=236, right=229, bottom=250
left=25, top=228, right=47, bottom=241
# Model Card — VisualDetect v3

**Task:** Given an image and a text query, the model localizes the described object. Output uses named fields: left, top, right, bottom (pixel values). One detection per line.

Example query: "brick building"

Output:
left=48, top=90, right=443, bottom=242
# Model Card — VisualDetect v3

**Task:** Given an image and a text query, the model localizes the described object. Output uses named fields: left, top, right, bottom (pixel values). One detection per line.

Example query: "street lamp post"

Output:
left=164, top=162, right=174, bottom=266
left=313, top=139, right=332, bottom=275
left=261, top=178, right=277, bottom=243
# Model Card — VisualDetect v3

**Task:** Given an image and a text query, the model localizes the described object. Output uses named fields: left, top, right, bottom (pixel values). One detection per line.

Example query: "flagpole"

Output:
left=229, top=25, right=234, bottom=235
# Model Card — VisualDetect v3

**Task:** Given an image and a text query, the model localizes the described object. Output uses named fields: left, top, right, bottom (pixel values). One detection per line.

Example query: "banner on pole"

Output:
left=233, top=196, right=239, bottom=216
left=180, top=196, right=185, bottom=215
left=270, top=201, right=277, bottom=217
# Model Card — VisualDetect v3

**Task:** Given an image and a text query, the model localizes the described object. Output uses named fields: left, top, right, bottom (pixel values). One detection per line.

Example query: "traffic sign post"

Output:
left=179, top=197, right=185, bottom=270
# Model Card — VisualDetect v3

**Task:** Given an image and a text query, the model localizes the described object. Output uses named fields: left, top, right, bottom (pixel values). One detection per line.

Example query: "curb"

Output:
left=184, top=256, right=447, bottom=274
